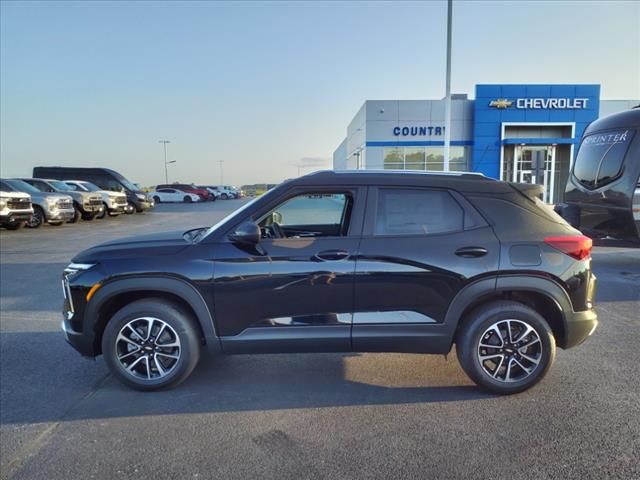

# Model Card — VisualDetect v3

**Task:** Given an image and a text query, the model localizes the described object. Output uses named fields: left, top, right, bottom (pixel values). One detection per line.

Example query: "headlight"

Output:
left=0, top=199, right=6, bottom=209
left=63, top=263, right=96, bottom=275
left=136, top=193, right=146, bottom=200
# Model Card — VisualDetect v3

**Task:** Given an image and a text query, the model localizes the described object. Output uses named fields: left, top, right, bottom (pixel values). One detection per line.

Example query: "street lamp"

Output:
left=165, top=160, right=176, bottom=183
left=159, top=140, right=171, bottom=183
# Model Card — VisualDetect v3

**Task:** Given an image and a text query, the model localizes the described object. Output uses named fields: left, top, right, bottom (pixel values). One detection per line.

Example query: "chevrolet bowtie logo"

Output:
left=489, top=98, right=513, bottom=109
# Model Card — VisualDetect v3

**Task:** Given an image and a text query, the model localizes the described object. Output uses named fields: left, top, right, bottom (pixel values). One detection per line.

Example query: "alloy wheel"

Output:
left=477, top=319, right=542, bottom=383
left=115, top=317, right=181, bottom=380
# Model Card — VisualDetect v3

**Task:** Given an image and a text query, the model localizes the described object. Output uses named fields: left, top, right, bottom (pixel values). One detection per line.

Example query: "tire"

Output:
left=3, top=221, right=24, bottom=230
left=221, top=193, right=229, bottom=200
left=68, top=205, right=81, bottom=223
left=26, top=206, right=44, bottom=228
left=153, top=195, right=161, bottom=204
left=96, top=203, right=107, bottom=219
left=125, top=202, right=136, bottom=214
left=81, top=212, right=96, bottom=221
left=102, top=299, right=201, bottom=391
left=184, top=196, right=192, bottom=203
left=456, top=300, right=556, bottom=395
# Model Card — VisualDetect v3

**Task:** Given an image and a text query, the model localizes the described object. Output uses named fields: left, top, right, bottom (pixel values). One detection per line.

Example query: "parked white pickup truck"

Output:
left=0, top=190, right=33, bottom=230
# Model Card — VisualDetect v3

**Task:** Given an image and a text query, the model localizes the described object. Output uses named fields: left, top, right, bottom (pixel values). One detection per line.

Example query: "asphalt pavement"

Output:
left=1, top=200, right=639, bottom=480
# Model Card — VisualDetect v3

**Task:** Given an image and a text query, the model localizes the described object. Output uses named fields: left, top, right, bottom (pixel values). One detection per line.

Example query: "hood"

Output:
left=1, top=190, right=30, bottom=199
left=36, top=191, right=73, bottom=203
left=65, top=190, right=101, bottom=201
left=102, top=190, right=127, bottom=198
left=72, top=229, right=193, bottom=263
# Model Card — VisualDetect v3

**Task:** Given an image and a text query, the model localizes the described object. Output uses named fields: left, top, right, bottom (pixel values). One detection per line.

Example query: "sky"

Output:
left=1, top=0, right=639, bottom=186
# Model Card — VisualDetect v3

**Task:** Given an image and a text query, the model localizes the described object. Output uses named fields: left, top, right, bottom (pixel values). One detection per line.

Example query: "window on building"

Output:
left=383, top=148, right=404, bottom=169
left=375, top=188, right=464, bottom=236
left=382, top=146, right=470, bottom=172
left=425, top=147, right=444, bottom=170
left=404, top=148, right=425, bottom=170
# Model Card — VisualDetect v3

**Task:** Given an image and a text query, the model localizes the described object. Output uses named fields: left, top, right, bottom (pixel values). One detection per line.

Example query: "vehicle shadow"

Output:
left=0, top=331, right=490, bottom=426
left=68, top=353, right=488, bottom=422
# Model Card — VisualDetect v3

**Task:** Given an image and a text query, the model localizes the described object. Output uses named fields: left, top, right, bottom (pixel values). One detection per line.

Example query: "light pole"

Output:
left=443, top=0, right=453, bottom=171
left=159, top=140, right=171, bottom=183
left=165, top=160, right=176, bottom=183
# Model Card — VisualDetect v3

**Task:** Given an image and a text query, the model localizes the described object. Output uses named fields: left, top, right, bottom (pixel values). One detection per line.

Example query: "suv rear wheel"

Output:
left=102, top=299, right=201, bottom=391
left=456, top=301, right=556, bottom=395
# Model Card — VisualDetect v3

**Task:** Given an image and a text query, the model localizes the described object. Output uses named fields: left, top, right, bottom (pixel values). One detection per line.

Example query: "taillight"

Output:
left=544, top=235, right=592, bottom=260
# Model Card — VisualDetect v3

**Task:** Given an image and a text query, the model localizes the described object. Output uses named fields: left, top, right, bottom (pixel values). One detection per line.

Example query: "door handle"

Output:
left=455, top=246, right=488, bottom=258
left=314, top=250, right=350, bottom=261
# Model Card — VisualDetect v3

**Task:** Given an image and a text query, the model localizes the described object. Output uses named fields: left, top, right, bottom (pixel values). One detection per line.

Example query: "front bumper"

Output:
left=61, top=316, right=96, bottom=357
left=133, top=199, right=154, bottom=211
left=47, top=209, right=75, bottom=222
left=1, top=211, right=33, bottom=223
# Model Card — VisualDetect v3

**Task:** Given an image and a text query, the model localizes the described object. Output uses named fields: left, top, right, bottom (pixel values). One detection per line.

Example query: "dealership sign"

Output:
left=393, top=126, right=445, bottom=136
left=489, top=98, right=589, bottom=109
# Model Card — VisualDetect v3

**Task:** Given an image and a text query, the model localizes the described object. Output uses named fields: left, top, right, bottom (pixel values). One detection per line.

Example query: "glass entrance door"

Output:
left=513, top=145, right=556, bottom=203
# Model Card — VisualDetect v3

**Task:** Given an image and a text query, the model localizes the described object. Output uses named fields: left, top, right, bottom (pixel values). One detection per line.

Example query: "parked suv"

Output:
left=62, top=171, right=598, bottom=394
left=1, top=179, right=75, bottom=227
left=22, top=178, right=103, bottom=222
left=214, top=185, right=239, bottom=199
left=64, top=180, right=127, bottom=218
left=0, top=190, right=33, bottom=230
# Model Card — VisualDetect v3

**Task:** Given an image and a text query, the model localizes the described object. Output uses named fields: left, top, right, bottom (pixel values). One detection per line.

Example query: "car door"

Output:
left=212, top=186, right=366, bottom=353
left=352, top=186, right=500, bottom=354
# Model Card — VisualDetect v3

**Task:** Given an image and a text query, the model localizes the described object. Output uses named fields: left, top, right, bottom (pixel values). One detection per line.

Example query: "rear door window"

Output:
left=573, top=129, right=635, bottom=189
left=374, top=189, right=463, bottom=235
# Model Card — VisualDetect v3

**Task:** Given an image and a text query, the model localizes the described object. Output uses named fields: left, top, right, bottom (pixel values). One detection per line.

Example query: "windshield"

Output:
left=49, top=180, right=73, bottom=191
left=6, top=179, right=40, bottom=194
left=78, top=182, right=101, bottom=192
left=119, top=178, right=139, bottom=191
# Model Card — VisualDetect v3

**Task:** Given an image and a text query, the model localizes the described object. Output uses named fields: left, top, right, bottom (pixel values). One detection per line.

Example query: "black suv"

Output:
left=62, top=171, right=598, bottom=394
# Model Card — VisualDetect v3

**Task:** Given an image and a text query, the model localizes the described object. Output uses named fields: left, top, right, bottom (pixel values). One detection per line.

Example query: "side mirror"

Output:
left=229, top=221, right=260, bottom=245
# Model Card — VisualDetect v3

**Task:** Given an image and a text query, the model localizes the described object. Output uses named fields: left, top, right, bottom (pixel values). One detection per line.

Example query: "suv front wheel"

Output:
left=456, top=301, right=556, bottom=395
left=102, top=299, right=201, bottom=391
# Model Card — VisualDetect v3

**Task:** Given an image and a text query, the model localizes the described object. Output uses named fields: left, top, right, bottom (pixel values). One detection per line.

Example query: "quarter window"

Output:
left=375, top=189, right=463, bottom=236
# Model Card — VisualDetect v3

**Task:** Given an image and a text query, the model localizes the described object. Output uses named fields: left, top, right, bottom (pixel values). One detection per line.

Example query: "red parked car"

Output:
left=156, top=184, right=211, bottom=201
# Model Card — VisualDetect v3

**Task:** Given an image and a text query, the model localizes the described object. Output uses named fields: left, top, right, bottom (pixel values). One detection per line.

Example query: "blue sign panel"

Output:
left=471, top=84, right=601, bottom=178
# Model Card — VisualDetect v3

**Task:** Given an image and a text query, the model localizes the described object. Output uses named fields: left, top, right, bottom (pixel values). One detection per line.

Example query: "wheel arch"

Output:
left=445, top=275, right=571, bottom=349
left=85, top=276, right=220, bottom=355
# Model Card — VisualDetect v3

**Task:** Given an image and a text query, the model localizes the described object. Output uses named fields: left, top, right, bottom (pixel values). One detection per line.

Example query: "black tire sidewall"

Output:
left=96, top=203, right=107, bottom=219
left=102, top=299, right=201, bottom=391
left=457, top=301, right=556, bottom=395
left=68, top=206, right=81, bottom=223
left=27, top=207, right=44, bottom=228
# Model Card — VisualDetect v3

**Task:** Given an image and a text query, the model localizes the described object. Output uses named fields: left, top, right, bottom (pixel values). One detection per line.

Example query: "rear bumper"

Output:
left=563, top=308, right=598, bottom=349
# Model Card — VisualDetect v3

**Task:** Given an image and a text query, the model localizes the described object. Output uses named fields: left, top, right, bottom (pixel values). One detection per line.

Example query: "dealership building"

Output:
left=333, top=84, right=638, bottom=203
